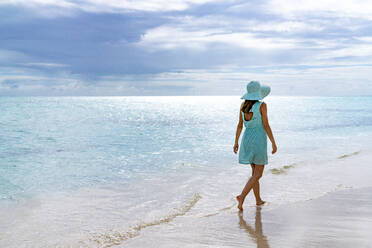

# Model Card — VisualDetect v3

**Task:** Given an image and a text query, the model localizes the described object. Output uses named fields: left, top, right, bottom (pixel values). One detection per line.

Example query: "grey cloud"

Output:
left=1, top=1, right=372, bottom=96
left=1, top=79, right=19, bottom=89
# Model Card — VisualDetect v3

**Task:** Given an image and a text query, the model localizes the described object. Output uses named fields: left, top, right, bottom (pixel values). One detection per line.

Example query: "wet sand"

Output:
left=123, top=187, right=372, bottom=247
left=253, top=187, right=372, bottom=247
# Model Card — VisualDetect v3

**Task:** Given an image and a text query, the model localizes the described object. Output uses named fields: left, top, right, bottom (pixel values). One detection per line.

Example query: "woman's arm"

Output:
left=260, top=102, right=277, bottom=154
left=234, top=109, right=243, bottom=154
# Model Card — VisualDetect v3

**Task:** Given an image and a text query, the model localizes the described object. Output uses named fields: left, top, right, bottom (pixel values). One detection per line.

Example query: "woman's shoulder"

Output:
left=259, top=101, right=267, bottom=113
left=240, top=101, right=245, bottom=111
left=257, top=101, right=265, bottom=108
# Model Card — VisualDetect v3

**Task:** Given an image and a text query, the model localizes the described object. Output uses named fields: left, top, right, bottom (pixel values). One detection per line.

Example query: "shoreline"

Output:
left=124, top=187, right=372, bottom=247
left=2, top=151, right=372, bottom=247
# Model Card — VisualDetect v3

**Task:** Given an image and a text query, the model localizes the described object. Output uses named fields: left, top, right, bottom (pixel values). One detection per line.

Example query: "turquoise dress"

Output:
left=239, top=101, right=268, bottom=165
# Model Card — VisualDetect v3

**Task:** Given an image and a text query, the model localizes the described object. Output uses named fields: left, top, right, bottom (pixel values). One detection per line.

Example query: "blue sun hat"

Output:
left=241, top=81, right=271, bottom=100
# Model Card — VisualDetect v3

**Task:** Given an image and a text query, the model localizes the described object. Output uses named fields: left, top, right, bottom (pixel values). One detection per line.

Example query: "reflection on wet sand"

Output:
left=238, top=207, right=270, bottom=248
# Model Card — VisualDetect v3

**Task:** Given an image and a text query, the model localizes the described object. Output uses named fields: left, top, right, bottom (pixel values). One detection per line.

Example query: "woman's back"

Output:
left=239, top=101, right=268, bottom=165
left=241, top=101, right=264, bottom=129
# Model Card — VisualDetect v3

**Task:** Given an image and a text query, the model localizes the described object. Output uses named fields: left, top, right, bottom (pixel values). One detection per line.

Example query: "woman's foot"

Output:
left=236, top=195, right=243, bottom=211
left=256, top=200, right=266, bottom=206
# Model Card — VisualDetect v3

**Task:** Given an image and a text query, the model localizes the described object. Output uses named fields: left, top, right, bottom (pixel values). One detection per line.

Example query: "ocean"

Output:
left=1, top=96, right=372, bottom=247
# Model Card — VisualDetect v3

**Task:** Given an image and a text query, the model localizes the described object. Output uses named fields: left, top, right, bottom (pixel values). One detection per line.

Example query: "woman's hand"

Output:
left=272, top=143, right=277, bottom=154
left=233, top=143, right=239, bottom=154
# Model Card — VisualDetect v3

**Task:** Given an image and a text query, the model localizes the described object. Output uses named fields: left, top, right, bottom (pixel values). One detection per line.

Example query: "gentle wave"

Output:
left=0, top=176, right=24, bottom=200
left=338, top=151, right=360, bottom=159
left=203, top=198, right=236, bottom=218
left=84, top=193, right=201, bottom=248
left=270, top=151, right=362, bottom=175
left=269, top=164, right=296, bottom=175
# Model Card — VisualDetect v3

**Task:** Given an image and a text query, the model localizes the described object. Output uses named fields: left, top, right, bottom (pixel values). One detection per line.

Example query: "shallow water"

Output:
left=1, top=96, right=372, bottom=247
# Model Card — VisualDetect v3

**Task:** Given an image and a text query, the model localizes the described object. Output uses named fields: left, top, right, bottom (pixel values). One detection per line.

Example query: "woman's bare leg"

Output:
left=251, top=164, right=265, bottom=206
left=237, top=165, right=265, bottom=211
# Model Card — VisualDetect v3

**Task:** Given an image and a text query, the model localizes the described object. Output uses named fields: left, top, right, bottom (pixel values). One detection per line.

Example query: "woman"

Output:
left=233, top=81, right=277, bottom=211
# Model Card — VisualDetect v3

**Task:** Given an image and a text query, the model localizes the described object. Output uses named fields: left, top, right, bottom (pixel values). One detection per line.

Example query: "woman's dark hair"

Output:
left=240, top=100, right=258, bottom=113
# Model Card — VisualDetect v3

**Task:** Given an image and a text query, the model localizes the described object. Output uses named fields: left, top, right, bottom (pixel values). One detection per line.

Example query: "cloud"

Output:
left=316, top=44, right=372, bottom=60
left=1, top=0, right=372, bottom=96
left=266, top=0, right=372, bottom=20
left=20, top=62, right=69, bottom=68
left=0, top=49, right=29, bottom=63
left=0, top=0, right=219, bottom=14
left=138, top=25, right=297, bottom=50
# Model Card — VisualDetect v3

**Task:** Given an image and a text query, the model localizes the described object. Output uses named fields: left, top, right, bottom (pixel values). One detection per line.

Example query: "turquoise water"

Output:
left=1, top=96, right=372, bottom=247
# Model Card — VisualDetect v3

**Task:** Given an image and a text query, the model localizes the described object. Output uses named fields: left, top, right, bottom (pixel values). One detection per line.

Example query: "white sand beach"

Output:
left=123, top=187, right=372, bottom=248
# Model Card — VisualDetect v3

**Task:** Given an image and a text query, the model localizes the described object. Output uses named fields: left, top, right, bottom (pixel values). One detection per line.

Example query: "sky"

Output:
left=1, top=0, right=372, bottom=96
